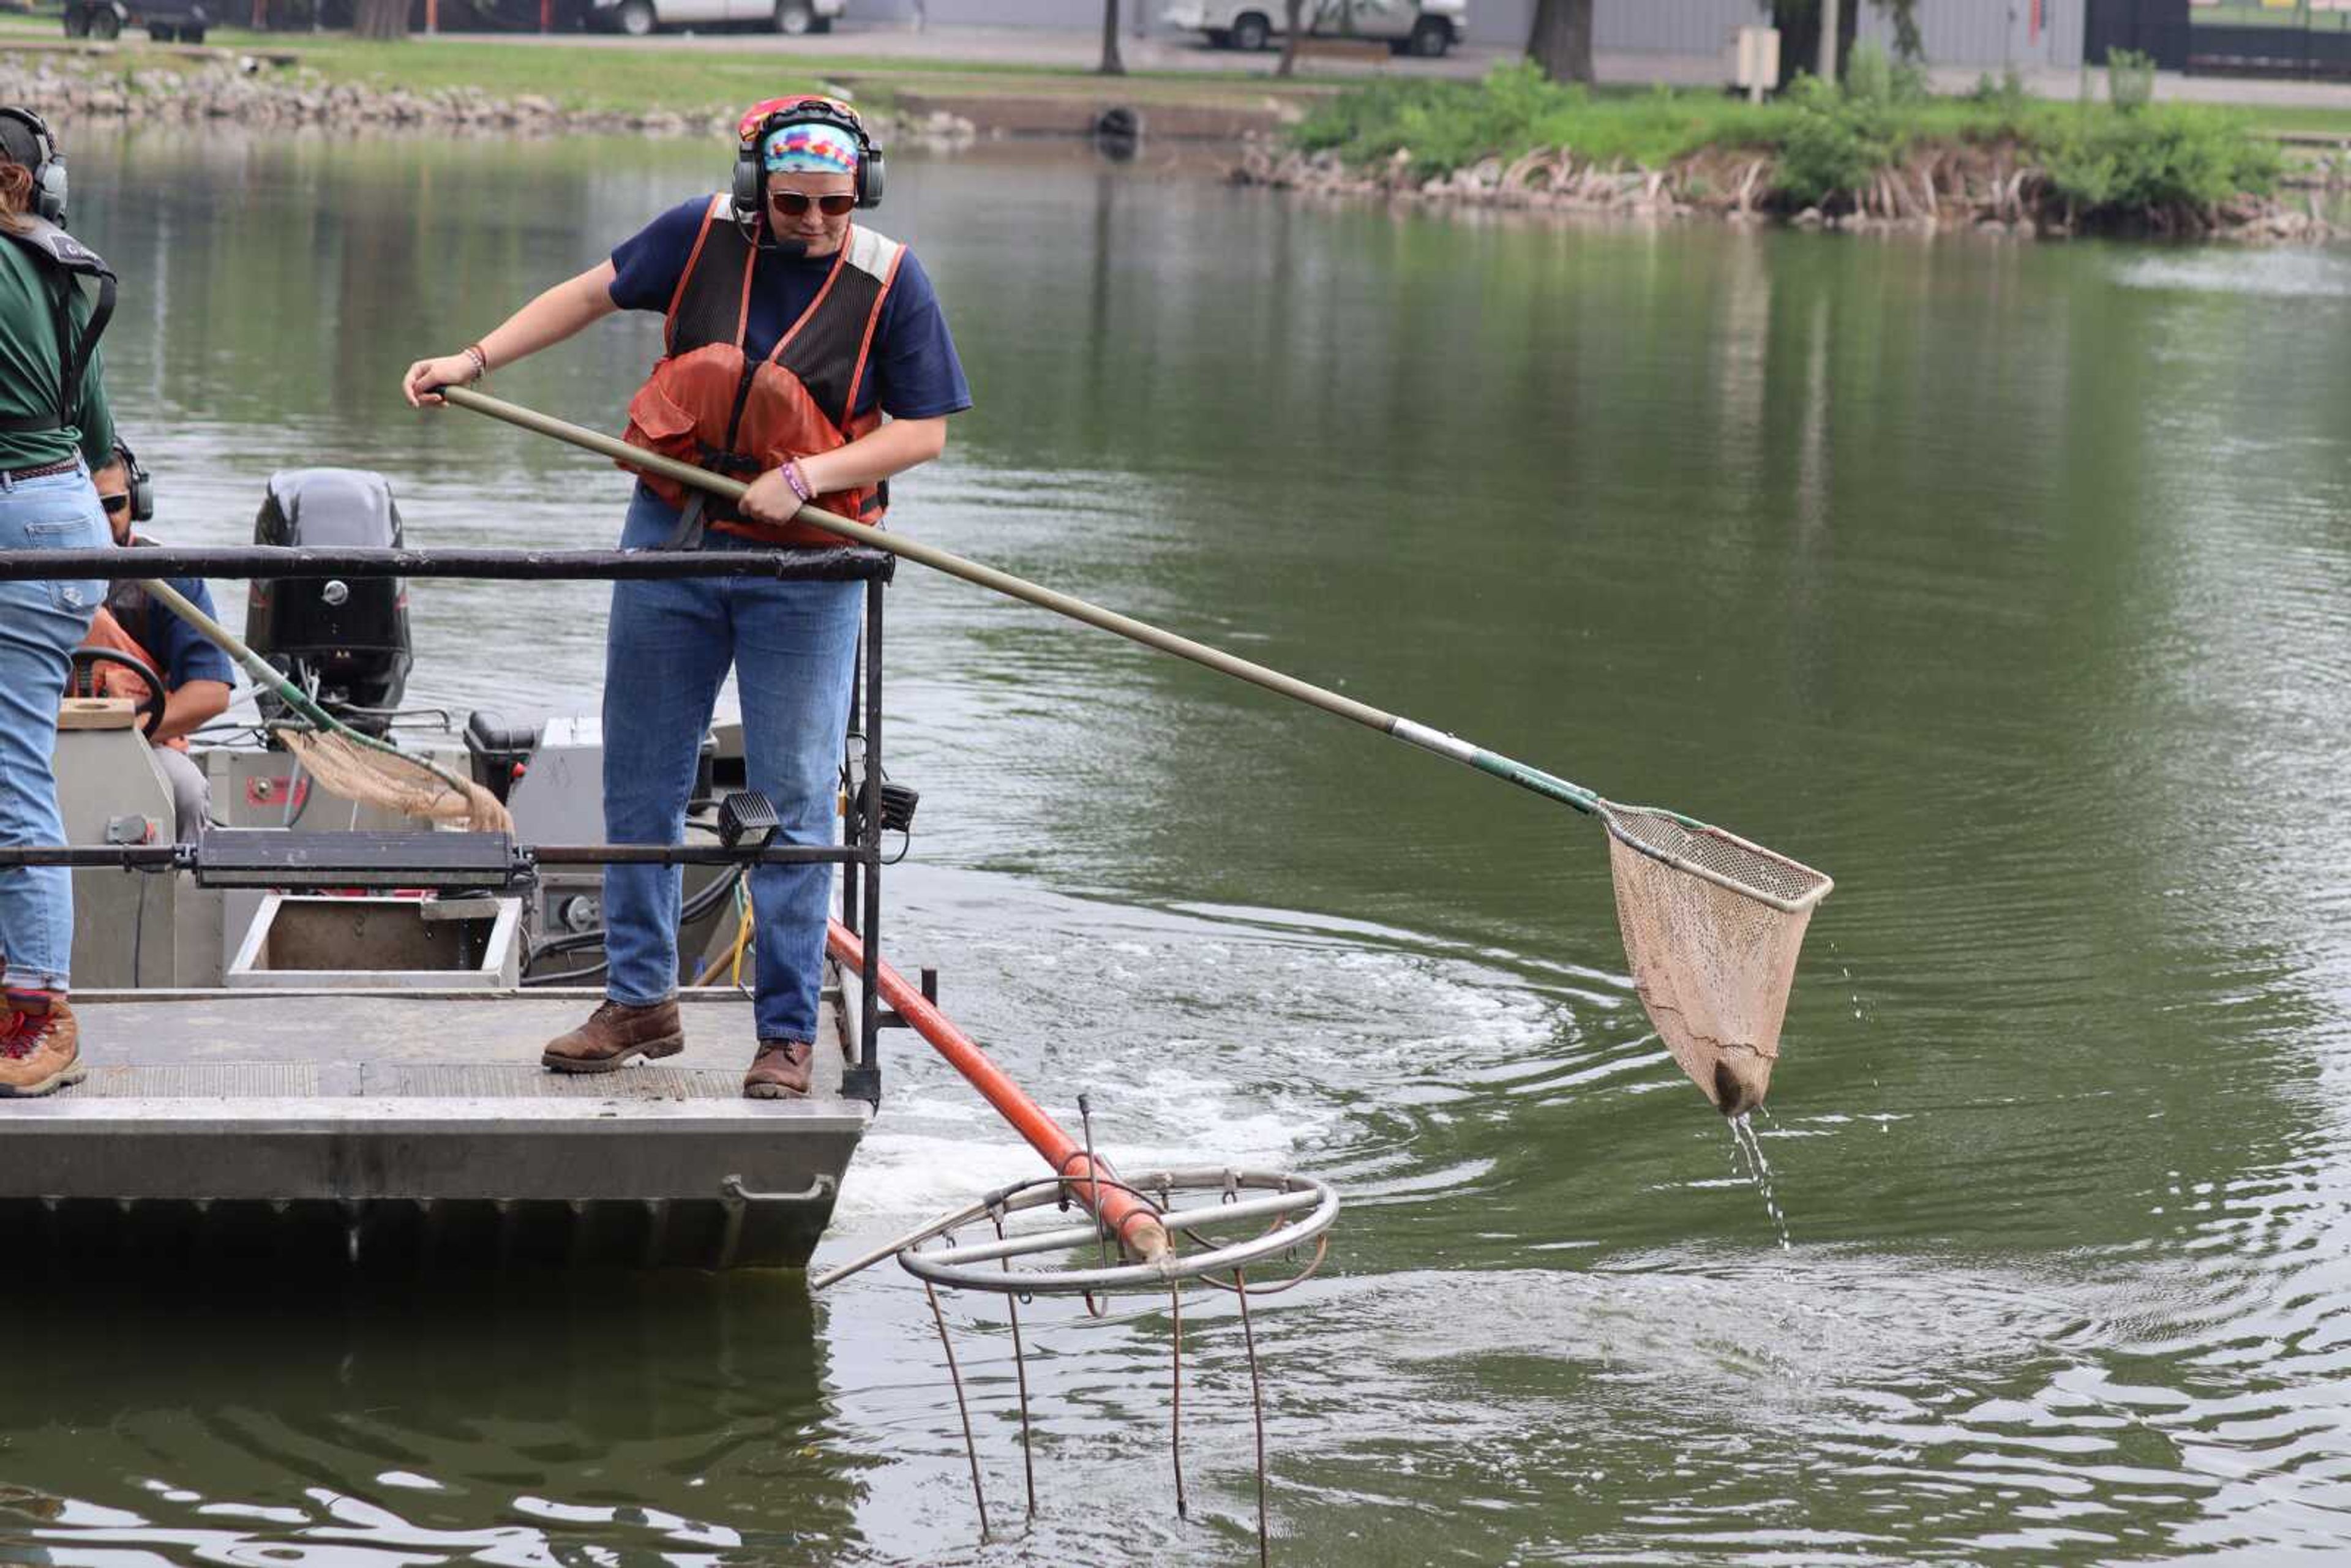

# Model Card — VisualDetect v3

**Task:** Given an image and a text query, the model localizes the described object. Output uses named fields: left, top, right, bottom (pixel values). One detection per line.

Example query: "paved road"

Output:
left=417, top=24, right=2351, bottom=109
left=419, top=19, right=1506, bottom=78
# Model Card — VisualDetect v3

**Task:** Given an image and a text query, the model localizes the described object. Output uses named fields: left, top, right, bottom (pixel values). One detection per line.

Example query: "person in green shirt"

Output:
left=0, top=107, right=113, bottom=1098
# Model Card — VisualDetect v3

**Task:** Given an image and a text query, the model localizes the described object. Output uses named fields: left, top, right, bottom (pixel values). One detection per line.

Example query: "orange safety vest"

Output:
left=75, top=604, right=189, bottom=752
left=618, top=195, right=906, bottom=549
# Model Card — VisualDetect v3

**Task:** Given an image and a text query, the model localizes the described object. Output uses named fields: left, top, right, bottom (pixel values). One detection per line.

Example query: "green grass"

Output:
left=253, top=32, right=836, bottom=112
left=2249, top=103, right=2351, bottom=136
left=2191, top=2, right=2351, bottom=29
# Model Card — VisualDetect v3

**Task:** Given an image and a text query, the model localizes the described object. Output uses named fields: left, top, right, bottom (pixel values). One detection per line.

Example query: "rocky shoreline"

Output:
left=0, top=48, right=977, bottom=144
left=1234, top=138, right=2338, bottom=243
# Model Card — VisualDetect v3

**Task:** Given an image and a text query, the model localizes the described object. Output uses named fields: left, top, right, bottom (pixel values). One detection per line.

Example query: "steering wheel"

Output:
left=69, top=647, right=167, bottom=741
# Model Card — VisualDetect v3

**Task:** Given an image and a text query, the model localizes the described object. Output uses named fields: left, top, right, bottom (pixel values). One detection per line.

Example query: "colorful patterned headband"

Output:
left=763, top=122, right=860, bottom=176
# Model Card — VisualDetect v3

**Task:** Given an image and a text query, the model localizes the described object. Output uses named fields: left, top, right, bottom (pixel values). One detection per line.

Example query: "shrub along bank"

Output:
left=1244, top=55, right=2315, bottom=240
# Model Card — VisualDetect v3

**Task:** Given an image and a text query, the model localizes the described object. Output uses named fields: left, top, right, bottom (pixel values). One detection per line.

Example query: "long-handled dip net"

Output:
left=141, top=577, right=512, bottom=835
left=1599, top=805, right=1832, bottom=1114
left=441, top=387, right=1832, bottom=1111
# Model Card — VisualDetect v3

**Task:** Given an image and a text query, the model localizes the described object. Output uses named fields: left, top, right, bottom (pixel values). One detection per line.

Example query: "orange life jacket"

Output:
left=75, top=604, right=189, bottom=752
left=618, top=195, right=906, bottom=549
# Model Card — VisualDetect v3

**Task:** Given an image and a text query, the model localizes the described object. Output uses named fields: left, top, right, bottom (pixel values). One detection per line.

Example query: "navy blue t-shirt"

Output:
left=609, top=198, right=972, bottom=422
left=107, top=563, right=234, bottom=693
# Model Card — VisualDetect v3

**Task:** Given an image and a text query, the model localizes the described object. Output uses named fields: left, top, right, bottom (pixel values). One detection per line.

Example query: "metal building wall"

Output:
left=1857, top=0, right=2085, bottom=69
left=1594, top=0, right=1758, bottom=52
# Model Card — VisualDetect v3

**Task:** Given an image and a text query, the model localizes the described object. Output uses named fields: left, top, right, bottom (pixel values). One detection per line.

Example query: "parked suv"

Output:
left=589, top=0, right=841, bottom=34
left=62, top=0, right=210, bottom=41
left=1164, top=0, right=1464, bottom=56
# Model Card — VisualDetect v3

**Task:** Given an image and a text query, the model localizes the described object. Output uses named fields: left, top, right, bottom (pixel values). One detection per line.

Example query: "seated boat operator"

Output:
left=73, top=440, right=232, bottom=842
left=400, top=96, right=970, bottom=1099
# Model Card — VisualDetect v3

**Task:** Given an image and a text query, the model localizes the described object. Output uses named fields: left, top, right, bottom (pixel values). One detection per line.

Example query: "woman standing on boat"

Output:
left=402, top=97, right=969, bottom=1098
left=0, top=107, right=113, bottom=1098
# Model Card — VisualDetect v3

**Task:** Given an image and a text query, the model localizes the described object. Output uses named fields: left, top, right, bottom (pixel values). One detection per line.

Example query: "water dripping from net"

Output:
left=1830, top=942, right=1888, bottom=1131
left=1728, top=1113, right=1790, bottom=1251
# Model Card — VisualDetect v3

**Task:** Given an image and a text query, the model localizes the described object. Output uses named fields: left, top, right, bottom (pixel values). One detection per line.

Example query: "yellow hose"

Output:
left=690, top=892, right=755, bottom=988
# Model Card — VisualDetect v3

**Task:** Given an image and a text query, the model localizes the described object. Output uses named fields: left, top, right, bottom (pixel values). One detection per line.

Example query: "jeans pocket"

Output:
left=24, top=519, right=102, bottom=616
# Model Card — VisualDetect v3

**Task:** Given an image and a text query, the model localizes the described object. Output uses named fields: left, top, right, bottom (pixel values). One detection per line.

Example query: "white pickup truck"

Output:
left=590, top=0, right=841, bottom=35
left=1163, top=0, right=1465, bottom=56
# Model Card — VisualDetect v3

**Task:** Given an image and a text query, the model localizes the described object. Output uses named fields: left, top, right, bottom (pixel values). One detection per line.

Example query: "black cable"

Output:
left=520, top=958, right=609, bottom=988
left=523, top=861, right=748, bottom=965
left=283, top=760, right=314, bottom=829
left=130, top=869, right=146, bottom=986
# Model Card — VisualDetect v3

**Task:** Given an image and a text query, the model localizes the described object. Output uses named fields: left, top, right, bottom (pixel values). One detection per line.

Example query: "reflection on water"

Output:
left=3, top=126, right=2347, bottom=1562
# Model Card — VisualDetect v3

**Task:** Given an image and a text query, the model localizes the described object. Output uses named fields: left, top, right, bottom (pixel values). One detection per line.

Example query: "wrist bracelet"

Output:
left=782, top=460, right=814, bottom=505
left=462, top=343, right=489, bottom=382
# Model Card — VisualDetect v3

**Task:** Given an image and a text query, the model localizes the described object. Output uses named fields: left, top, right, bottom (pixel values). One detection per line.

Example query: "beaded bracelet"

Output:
left=782, top=460, right=814, bottom=505
left=462, top=343, right=490, bottom=383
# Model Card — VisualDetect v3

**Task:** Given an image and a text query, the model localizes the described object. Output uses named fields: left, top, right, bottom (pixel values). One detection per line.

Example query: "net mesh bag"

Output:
left=278, top=729, right=514, bottom=836
left=1602, top=805, right=1832, bottom=1117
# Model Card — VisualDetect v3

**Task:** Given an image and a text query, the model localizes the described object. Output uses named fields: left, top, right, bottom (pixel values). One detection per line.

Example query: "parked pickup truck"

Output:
left=588, top=0, right=841, bottom=34
left=62, top=0, right=209, bottom=42
left=1163, top=0, right=1464, bottom=56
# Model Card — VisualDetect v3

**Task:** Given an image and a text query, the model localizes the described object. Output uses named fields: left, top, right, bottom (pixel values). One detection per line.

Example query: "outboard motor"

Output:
left=245, top=468, right=413, bottom=738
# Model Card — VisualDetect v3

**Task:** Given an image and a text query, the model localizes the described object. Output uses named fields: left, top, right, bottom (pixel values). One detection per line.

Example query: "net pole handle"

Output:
left=440, top=386, right=1609, bottom=817
left=140, top=577, right=328, bottom=724
left=1389, top=720, right=1602, bottom=816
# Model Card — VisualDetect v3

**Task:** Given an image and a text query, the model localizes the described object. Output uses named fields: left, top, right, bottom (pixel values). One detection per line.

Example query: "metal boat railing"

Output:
left=0, top=544, right=898, bottom=1105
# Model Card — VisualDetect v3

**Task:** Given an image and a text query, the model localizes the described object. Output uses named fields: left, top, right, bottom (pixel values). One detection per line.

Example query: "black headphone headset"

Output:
left=729, top=97, right=885, bottom=230
left=112, top=438, right=154, bottom=524
left=0, top=106, right=68, bottom=227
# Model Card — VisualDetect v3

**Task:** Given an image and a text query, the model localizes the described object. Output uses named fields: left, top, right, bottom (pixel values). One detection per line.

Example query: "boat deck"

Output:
left=0, top=986, right=869, bottom=1271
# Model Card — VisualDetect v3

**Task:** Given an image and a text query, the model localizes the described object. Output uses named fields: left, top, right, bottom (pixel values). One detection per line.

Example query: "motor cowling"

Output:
left=244, top=468, right=413, bottom=738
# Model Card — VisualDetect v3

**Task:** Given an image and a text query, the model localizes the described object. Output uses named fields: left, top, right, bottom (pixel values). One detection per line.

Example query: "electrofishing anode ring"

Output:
left=893, top=1168, right=1339, bottom=1296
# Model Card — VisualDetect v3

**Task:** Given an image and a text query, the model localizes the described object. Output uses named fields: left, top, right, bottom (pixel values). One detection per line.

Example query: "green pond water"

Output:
left=4, top=124, right=2349, bottom=1565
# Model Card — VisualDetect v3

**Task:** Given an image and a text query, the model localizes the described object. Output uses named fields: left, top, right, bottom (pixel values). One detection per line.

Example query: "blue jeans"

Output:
left=602, top=486, right=863, bottom=1044
left=0, top=465, right=105, bottom=992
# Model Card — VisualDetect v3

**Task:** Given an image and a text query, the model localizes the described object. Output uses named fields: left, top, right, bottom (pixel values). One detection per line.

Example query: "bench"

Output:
left=1291, top=35, right=1393, bottom=64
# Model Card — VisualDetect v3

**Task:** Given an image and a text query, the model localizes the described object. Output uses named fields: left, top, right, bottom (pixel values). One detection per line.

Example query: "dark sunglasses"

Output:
left=100, top=492, right=130, bottom=515
left=771, top=191, right=856, bottom=217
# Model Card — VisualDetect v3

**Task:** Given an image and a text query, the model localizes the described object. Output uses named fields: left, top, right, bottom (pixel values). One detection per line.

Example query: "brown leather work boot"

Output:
left=0, top=992, right=85, bottom=1098
left=541, top=998, right=685, bottom=1073
left=744, top=1040, right=814, bottom=1100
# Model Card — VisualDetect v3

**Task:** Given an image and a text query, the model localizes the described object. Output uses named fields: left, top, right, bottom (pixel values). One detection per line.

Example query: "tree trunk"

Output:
left=1276, top=0, right=1303, bottom=77
left=353, top=0, right=410, bottom=37
left=1098, top=0, right=1125, bottom=75
left=1524, top=0, right=1593, bottom=84
left=1773, top=0, right=1859, bottom=87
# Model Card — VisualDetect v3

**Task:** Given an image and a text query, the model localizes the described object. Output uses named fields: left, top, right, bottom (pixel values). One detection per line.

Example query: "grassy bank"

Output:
left=1289, top=55, right=2293, bottom=230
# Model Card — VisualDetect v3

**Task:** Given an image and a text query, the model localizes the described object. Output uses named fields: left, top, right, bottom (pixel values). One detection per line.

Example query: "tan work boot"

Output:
left=744, top=1040, right=813, bottom=1100
left=0, top=992, right=85, bottom=1098
left=541, top=998, right=685, bottom=1073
